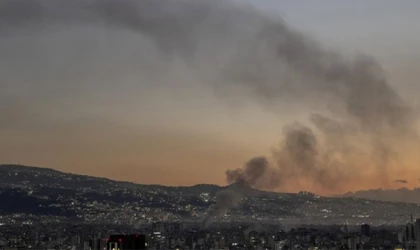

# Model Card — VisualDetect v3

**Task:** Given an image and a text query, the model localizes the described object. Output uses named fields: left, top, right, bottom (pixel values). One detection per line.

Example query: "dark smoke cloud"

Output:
left=1, top=0, right=418, bottom=212
left=226, top=123, right=348, bottom=190
left=394, top=179, right=408, bottom=184
left=226, top=157, right=269, bottom=188
left=0, top=0, right=415, bottom=124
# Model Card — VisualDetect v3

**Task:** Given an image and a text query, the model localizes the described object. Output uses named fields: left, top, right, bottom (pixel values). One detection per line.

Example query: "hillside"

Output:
left=0, top=164, right=418, bottom=226
left=342, top=188, right=420, bottom=204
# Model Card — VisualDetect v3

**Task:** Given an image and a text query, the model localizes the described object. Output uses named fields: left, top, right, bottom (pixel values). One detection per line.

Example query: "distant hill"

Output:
left=0, top=164, right=134, bottom=190
left=1, top=164, right=420, bottom=226
left=0, top=164, right=221, bottom=192
left=341, top=188, right=420, bottom=204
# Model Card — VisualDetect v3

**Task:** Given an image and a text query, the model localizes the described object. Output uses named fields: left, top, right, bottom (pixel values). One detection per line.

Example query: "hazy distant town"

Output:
left=1, top=164, right=420, bottom=227
left=1, top=165, right=420, bottom=249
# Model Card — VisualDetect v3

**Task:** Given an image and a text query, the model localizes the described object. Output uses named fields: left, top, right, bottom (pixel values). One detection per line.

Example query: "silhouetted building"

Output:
left=166, top=223, right=184, bottom=234
left=361, top=224, right=370, bottom=237
left=405, top=222, right=415, bottom=241
left=415, top=219, right=420, bottom=250
left=89, top=238, right=102, bottom=250
left=107, top=234, right=146, bottom=250
left=153, top=222, right=165, bottom=234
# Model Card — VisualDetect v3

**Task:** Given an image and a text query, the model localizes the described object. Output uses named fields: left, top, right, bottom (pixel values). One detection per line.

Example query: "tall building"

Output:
left=106, top=234, right=147, bottom=250
left=152, top=222, right=165, bottom=234
left=405, top=216, right=416, bottom=249
left=167, top=223, right=184, bottom=234
left=415, top=219, right=420, bottom=250
left=361, top=224, right=370, bottom=237
left=89, top=238, right=102, bottom=250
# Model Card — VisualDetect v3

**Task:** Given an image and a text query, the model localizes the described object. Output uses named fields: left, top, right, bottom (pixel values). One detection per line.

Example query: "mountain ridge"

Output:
left=0, top=164, right=286, bottom=196
left=1, top=164, right=418, bottom=203
left=340, top=187, right=420, bottom=204
left=1, top=164, right=420, bottom=226
left=0, top=164, right=218, bottom=188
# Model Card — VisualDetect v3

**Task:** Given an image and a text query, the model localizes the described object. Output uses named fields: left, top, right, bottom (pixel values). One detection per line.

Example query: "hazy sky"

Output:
left=1, top=0, right=420, bottom=195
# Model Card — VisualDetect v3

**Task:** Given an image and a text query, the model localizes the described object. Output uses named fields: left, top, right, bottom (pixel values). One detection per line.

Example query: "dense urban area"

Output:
left=0, top=221, right=420, bottom=249
left=1, top=165, right=420, bottom=249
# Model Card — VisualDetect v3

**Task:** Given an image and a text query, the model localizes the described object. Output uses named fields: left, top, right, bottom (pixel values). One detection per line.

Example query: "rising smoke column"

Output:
left=99, top=0, right=416, bottom=191
left=226, top=123, right=347, bottom=191
left=203, top=157, right=276, bottom=228
left=202, top=189, right=243, bottom=228
left=1, top=0, right=418, bottom=200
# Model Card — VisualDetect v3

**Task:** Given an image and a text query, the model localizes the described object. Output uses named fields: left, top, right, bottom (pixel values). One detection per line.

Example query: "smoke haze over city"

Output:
left=1, top=0, right=420, bottom=196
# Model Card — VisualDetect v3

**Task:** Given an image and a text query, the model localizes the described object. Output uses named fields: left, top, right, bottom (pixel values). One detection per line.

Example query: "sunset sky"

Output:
left=1, top=0, right=420, bottom=195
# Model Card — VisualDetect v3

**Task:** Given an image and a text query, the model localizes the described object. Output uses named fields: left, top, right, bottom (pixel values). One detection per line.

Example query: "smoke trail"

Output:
left=1, top=1, right=414, bottom=122
left=1, top=0, right=418, bottom=193
left=202, top=189, right=242, bottom=228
